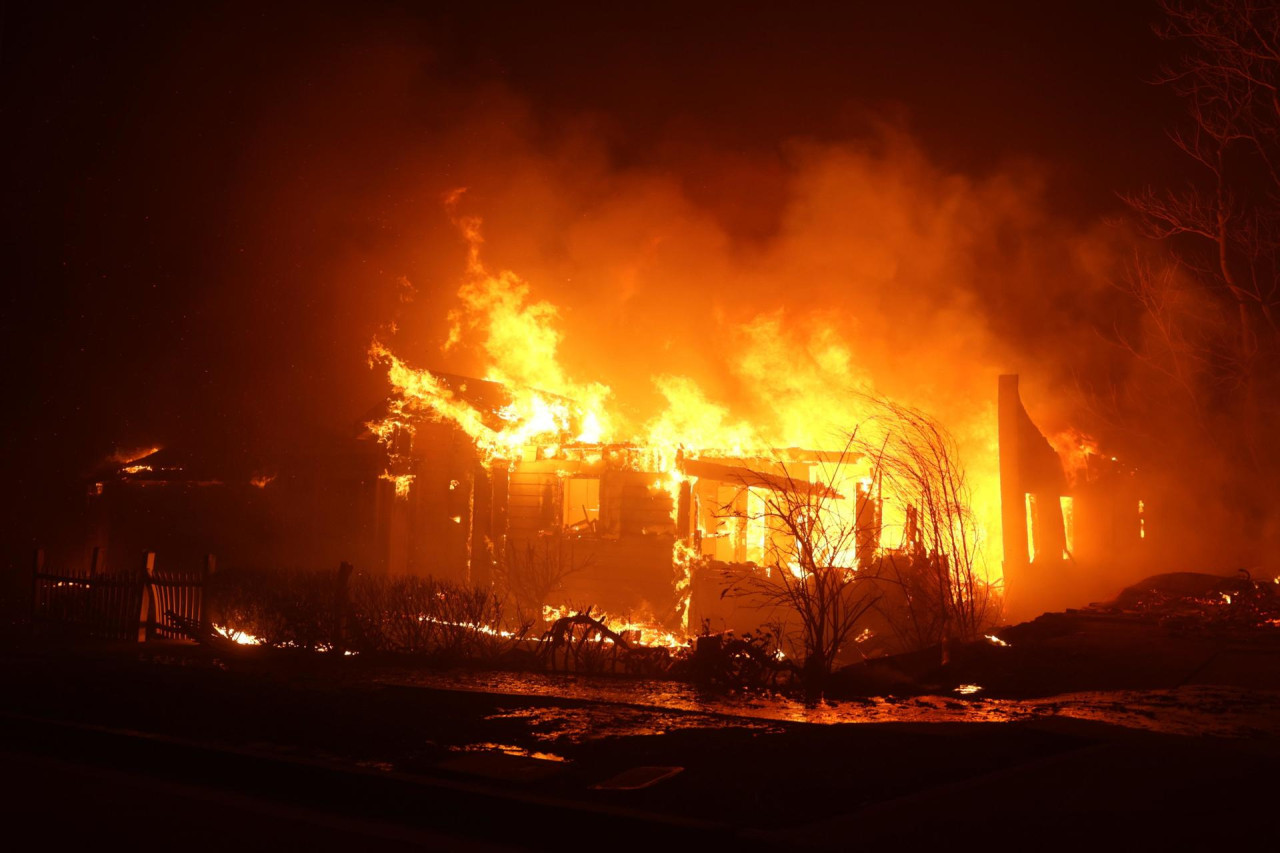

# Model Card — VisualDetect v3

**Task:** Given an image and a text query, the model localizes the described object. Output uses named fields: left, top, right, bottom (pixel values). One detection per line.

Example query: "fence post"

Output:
left=138, top=551, right=156, bottom=643
left=86, top=546, right=102, bottom=637
left=336, top=561, right=353, bottom=652
left=200, top=553, right=217, bottom=636
left=31, top=548, right=45, bottom=623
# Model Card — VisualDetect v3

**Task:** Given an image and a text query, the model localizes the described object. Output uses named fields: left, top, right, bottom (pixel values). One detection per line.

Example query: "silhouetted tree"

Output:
left=1109, top=0, right=1280, bottom=557
left=1123, top=0, right=1280, bottom=458
left=718, top=434, right=882, bottom=690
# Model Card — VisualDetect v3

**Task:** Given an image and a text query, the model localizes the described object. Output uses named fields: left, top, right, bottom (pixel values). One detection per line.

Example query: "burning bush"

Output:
left=1100, top=570, right=1280, bottom=634
left=209, top=565, right=530, bottom=661
left=346, top=573, right=531, bottom=661
left=209, top=564, right=345, bottom=650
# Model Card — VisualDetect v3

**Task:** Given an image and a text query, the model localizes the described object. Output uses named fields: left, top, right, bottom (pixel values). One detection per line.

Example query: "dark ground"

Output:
left=2, top=627, right=1279, bottom=850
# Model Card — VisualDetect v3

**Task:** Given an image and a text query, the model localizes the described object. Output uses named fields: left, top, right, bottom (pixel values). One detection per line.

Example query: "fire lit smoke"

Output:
left=21, top=6, right=1280, bottom=620
left=211, top=55, right=1195, bottom=593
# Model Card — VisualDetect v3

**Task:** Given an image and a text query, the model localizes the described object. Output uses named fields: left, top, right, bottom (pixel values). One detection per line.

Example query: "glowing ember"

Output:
left=380, top=470, right=415, bottom=499
left=214, top=624, right=263, bottom=646
left=541, top=604, right=689, bottom=650
left=108, top=445, right=162, bottom=467
left=418, top=615, right=521, bottom=639
left=452, top=743, right=567, bottom=762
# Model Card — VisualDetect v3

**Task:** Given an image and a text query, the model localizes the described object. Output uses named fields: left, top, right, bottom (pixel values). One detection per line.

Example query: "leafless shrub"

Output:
left=209, top=565, right=341, bottom=649
left=211, top=566, right=530, bottom=661
left=347, top=572, right=530, bottom=661
left=852, top=397, right=1001, bottom=649
left=718, top=434, right=883, bottom=688
left=346, top=574, right=443, bottom=654
left=495, top=533, right=584, bottom=623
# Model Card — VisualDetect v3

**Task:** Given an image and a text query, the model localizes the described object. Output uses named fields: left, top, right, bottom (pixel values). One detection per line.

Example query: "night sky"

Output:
left=3, top=1, right=1180, bottom=557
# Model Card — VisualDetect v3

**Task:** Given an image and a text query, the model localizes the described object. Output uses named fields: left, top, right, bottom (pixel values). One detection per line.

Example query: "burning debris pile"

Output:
left=1093, top=571, right=1280, bottom=634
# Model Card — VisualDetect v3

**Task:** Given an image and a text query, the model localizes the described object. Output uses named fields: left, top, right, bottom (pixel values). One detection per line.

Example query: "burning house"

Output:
left=340, top=207, right=1026, bottom=655
left=363, top=335, right=999, bottom=658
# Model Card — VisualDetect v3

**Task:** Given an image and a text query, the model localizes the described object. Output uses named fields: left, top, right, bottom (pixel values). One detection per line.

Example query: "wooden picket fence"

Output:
left=31, top=548, right=213, bottom=642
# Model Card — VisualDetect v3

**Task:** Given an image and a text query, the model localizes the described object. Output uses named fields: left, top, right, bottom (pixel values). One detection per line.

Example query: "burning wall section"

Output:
left=999, top=374, right=1152, bottom=619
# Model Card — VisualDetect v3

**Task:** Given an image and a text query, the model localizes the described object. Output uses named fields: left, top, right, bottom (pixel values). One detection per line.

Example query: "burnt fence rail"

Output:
left=147, top=554, right=214, bottom=641
left=31, top=548, right=213, bottom=642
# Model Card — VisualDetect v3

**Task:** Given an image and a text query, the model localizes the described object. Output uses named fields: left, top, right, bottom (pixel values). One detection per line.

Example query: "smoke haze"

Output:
left=16, top=1, right=1244, bottom=582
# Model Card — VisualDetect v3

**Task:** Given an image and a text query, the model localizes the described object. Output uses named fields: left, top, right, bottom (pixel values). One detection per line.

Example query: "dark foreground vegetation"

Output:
left=14, top=550, right=1280, bottom=703
left=7, top=554, right=1280, bottom=847
left=176, top=562, right=1280, bottom=698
